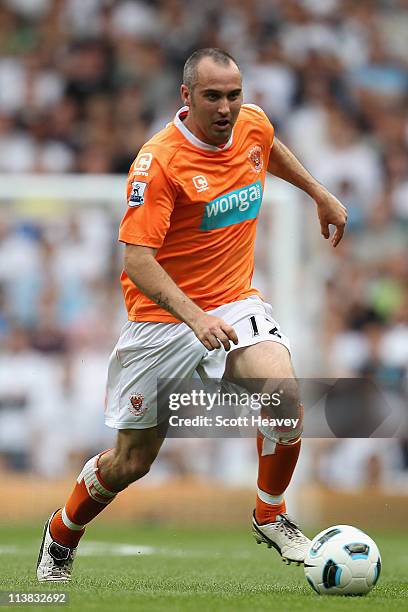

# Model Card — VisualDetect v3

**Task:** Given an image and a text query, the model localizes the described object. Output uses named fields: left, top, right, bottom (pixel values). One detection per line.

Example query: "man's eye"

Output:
left=206, top=94, right=218, bottom=101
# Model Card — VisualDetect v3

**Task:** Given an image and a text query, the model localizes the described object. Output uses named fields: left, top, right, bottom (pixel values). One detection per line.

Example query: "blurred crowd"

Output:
left=0, top=0, right=407, bottom=487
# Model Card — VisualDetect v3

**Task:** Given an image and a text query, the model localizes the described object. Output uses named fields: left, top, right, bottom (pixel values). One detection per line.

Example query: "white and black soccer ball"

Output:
left=304, top=525, right=381, bottom=596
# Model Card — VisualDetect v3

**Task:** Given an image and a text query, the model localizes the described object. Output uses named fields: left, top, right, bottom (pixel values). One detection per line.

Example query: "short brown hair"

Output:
left=183, top=48, right=240, bottom=90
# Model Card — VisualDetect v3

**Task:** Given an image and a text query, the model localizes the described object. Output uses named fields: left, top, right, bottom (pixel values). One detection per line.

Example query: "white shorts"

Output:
left=104, top=295, right=291, bottom=429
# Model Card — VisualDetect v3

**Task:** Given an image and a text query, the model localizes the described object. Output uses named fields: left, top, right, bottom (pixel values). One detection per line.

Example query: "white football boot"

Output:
left=252, top=512, right=311, bottom=565
left=37, top=510, right=77, bottom=582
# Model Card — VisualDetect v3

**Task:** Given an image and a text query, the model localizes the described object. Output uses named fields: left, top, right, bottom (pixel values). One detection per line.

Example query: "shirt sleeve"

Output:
left=264, top=113, right=275, bottom=149
left=242, top=103, right=275, bottom=148
left=119, top=149, right=178, bottom=248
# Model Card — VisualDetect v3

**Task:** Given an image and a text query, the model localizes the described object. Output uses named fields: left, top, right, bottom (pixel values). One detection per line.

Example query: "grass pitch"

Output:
left=0, top=523, right=407, bottom=611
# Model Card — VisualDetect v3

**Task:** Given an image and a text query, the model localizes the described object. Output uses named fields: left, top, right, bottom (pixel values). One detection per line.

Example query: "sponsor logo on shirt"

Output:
left=128, top=181, right=147, bottom=206
left=134, top=153, right=153, bottom=176
left=192, top=175, right=209, bottom=192
left=200, top=180, right=263, bottom=230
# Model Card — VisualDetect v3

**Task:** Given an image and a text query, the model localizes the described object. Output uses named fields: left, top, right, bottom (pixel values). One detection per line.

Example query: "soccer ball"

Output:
left=304, top=525, right=381, bottom=596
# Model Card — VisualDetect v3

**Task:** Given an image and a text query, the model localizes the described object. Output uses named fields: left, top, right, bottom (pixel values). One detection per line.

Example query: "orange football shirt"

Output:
left=119, top=104, right=274, bottom=323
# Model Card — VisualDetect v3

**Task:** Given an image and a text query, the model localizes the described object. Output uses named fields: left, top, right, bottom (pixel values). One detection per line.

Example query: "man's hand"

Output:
left=314, top=189, right=348, bottom=247
left=189, top=312, right=239, bottom=351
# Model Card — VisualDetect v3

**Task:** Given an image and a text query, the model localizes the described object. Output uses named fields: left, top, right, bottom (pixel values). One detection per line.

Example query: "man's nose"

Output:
left=218, top=98, right=230, bottom=115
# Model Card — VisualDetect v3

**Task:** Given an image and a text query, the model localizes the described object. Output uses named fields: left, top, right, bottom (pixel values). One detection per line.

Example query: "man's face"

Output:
left=181, top=57, right=243, bottom=146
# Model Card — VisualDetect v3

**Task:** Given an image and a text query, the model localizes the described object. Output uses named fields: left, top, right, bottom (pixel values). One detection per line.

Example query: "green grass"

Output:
left=0, top=523, right=407, bottom=611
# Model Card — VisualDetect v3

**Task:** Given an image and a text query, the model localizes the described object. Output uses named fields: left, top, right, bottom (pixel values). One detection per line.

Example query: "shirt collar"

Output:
left=173, top=106, right=233, bottom=152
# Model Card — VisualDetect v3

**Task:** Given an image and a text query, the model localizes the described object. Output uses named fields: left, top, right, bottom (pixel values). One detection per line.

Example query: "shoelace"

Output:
left=49, top=565, right=70, bottom=579
left=277, top=514, right=306, bottom=544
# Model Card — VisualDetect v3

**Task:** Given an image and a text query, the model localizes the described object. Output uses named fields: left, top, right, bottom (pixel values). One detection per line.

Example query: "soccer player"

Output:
left=37, top=48, right=347, bottom=582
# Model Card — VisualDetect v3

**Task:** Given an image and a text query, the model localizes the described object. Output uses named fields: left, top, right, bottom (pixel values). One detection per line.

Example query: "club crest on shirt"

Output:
left=248, top=145, right=263, bottom=173
left=129, top=393, right=146, bottom=416
left=128, top=181, right=147, bottom=206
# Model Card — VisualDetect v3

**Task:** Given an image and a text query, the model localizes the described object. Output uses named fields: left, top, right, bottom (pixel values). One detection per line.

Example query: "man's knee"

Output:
left=274, top=377, right=299, bottom=407
left=261, top=380, right=303, bottom=445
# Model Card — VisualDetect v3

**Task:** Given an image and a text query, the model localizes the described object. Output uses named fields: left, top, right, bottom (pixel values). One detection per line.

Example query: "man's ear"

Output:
left=180, top=84, right=190, bottom=106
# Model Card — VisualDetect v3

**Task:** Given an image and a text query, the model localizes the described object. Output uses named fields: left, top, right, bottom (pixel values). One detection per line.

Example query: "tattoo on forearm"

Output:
left=152, top=292, right=174, bottom=314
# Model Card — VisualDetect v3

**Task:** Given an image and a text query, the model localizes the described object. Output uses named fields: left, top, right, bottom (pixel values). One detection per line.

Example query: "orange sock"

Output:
left=255, top=433, right=301, bottom=525
left=50, top=509, right=85, bottom=549
left=50, top=450, right=117, bottom=549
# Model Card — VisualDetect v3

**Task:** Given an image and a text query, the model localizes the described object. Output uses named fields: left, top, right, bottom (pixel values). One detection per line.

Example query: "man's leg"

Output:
left=224, top=340, right=309, bottom=563
left=37, top=427, right=164, bottom=582
left=37, top=317, right=205, bottom=582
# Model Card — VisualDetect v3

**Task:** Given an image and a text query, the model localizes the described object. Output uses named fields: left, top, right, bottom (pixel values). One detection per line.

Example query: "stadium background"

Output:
left=0, top=0, right=407, bottom=532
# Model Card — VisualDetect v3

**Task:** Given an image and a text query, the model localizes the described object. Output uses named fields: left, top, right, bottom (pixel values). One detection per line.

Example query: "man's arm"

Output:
left=124, top=244, right=238, bottom=351
left=268, top=137, right=348, bottom=247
